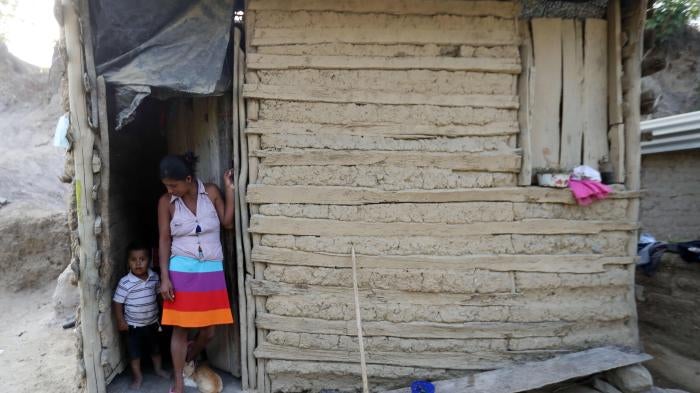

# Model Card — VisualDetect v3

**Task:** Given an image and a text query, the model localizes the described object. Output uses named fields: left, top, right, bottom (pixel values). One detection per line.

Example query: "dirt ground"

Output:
left=0, top=283, right=77, bottom=392
left=0, top=43, right=77, bottom=392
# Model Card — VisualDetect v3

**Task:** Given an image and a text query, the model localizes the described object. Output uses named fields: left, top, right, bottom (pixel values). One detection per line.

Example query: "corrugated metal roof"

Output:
left=640, top=111, right=700, bottom=154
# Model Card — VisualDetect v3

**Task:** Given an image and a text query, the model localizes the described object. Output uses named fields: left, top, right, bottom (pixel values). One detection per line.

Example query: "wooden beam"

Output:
left=249, top=216, right=638, bottom=237
left=256, top=313, right=573, bottom=339
left=254, top=344, right=560, bottom=371
left=583, top=19, right=609, bottom=169
left=560, top=19, right=584, bottom=170
left=248, top=0, right=519, bottom=18
left=251, top=27, right=519, bottom=47
left=243, top=84, right=519, bottom=109
left=250, top=150, right=522, bottom=172
left=247, top=53, right=520, bottom=73
left=246, top=185, right=641, bottom=205
left=517, top=20, right=533, bottom=185
left=251, top=246, right=634, bottom=273
left=530, top=18, right=563, bottom=169
left=385, top=347, right=652, bottom=393
left=63, top=0, right=105, bottom=391
left=245, top=120, right=519, bottom=138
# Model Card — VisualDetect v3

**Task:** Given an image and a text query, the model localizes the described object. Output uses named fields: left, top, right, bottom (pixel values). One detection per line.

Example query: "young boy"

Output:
left=113, top=242, right=170, bottom=389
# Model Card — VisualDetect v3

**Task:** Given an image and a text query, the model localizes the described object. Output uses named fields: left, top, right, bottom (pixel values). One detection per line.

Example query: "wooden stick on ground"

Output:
left=351, top=246, right=369, bottom=393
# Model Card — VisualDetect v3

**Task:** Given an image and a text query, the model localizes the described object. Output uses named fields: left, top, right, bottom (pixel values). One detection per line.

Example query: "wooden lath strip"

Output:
left=251, top=27, right=519, bottom=47
left=245, top=185, right=641, bottom=205
left=247, top=54, right=520, bottom=73
left=250, top=149, right=522, bottom=172
left=248, top=0, right=519, bottom=18
left=254, top=344, right=564, bottom=370
left=255, top=313, right=574, bottom=339
left=249, top=216, right=638, bottom=237
left=243, top=84, right=519, bottom=109
left=245, top=120, right=520, bottom=137
left=248, top=278, right=630, bottom=305
left=250, top=246, right=634, bottom=273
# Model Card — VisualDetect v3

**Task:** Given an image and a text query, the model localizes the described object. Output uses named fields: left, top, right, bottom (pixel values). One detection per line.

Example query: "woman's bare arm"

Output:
left=157, top=194, right=175, bottom=301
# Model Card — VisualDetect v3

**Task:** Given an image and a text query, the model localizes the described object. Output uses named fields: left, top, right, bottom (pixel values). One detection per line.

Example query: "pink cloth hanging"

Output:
left=568, top=179, right=612, bottom=206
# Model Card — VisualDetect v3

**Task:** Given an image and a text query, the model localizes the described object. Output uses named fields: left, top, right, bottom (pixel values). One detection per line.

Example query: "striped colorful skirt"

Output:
left=162, top=255, right=234, bottom=328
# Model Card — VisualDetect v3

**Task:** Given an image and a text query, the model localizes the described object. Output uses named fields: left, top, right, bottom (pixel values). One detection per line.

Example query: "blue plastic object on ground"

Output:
left=411, top=380, right=435, bottom=393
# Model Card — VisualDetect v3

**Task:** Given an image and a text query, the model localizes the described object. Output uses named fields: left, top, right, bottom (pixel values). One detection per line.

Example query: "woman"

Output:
left=157, top=153, right=234, bottom=393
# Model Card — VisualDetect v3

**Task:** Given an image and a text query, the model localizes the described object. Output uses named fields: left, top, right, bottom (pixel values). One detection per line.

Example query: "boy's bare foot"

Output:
left=155, top=368, right=171, bottom=379
left=129, top=375, right=143, bottom=389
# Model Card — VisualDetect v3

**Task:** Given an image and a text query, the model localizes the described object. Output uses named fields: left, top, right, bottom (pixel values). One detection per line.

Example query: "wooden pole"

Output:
left=62, top=0, right=106, bottom=391
left=621, top=0, right=647, bottom=350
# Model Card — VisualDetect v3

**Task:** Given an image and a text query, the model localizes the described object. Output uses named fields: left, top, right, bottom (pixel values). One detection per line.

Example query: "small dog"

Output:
left=183, top=361, right=223, bottom=393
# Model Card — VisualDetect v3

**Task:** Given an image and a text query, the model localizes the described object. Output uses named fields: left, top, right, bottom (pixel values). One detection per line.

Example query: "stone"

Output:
left=52, top=265, right=79, bottom=322
left=593, top=377, right=623, bottom=393
left=605, top=364, right=653, bottom=393
left=557, top=385, right=601, bottom=393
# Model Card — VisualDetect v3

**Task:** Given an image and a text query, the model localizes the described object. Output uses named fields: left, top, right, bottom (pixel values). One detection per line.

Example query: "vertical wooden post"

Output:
left=608, top=0, right=626, bottom=183
left=517, top=20, right=533, bottom=185
left=621, top=0, right=647, bottom=349
left=62, top=0, right=105, bottom=391
left=231, top=27, right=250, bottom=391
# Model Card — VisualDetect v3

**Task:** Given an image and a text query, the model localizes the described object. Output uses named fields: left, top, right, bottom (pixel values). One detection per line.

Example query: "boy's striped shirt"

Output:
left=113, top=269, right=160, bottom=327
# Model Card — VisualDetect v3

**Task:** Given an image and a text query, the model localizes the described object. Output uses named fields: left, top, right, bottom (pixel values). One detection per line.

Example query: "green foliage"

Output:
left=647, top=0, right=700, bottom=43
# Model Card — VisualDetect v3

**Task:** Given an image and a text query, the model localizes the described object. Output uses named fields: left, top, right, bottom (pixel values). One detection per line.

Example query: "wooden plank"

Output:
left=583, top=19, right=609, bottom=169
left=249, top=0, right=519, bottom=18
left=254, top=344, right=555, bottom=371
left=246, top=120, right=519, bottom=137
left=517, top=20, right=533, bottom=185
left=246, top=185, right=641, bottom=205
left=251, top=27, right=519, bottom=47
left=256, top=313, right=573, bottom=339
left=243, top=84, right=519, bottom=109
left=560, top=19, right=584, bottom=170
left=251, top=246, right=634, bottom=273
left=251, top=150, right=522, bottom=172
left=249, top=216, right=638, bottom=237
left=63, top=1, right=105, bottom=392
left=386, top=347, right=652, bottom=393
left=608, top=0, right=624, bottom=126
left=530, top=18, right=562, bottom=169
left=247, top=53, right=520, bottom=73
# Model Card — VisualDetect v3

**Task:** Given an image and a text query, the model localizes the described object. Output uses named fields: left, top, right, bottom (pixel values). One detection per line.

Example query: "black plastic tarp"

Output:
left=90, top=0, right=235, bottom=129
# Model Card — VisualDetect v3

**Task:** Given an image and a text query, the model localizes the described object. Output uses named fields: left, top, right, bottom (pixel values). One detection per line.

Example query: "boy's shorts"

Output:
left=127, top=323, right=160, bottom=360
